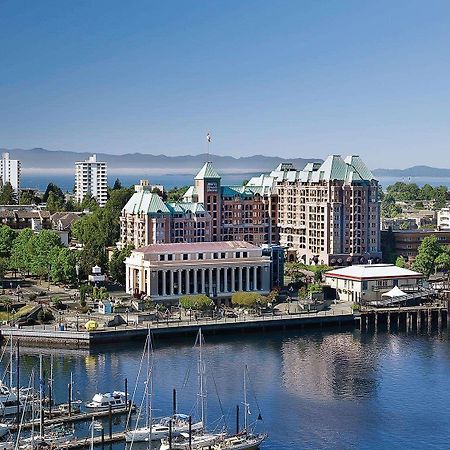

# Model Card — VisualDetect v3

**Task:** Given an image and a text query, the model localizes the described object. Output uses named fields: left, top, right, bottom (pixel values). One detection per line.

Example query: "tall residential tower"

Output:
left=75, top=154, right=108, bottom=207
left=0, top=152, right=21, bottom=194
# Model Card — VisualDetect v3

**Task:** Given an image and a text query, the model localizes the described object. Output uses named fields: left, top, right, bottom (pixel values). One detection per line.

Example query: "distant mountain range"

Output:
left=373, top=166, right=450, bottom=178
left=1, top=148, right=322, bottom=175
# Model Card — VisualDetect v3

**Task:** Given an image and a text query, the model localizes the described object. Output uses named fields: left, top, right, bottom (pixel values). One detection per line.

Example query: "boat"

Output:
left=160, top=431, right=225, bottom=450
left=0, top=422, right=10, bottom=439
left=211, top=432, right=267, bottom=450
left=212, top=366, right=267, bottom=450
left=85, top=391, right=127, bottom=410
left=0, top=381, right=24, bottom=417
left=43, top=400, right=82, bottom=417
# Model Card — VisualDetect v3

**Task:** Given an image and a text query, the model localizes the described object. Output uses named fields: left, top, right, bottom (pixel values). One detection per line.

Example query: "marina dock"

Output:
left=9, top=406, right=135, bottom=432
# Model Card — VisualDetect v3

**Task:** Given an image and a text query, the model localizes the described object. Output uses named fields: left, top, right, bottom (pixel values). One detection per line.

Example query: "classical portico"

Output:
left=125, top=241, right=271, bottom=301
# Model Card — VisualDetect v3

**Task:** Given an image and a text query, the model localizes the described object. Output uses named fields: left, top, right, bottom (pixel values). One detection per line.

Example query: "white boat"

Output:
left=0, top=381, right=24, bottom=417
left=159, top=413, right=203, bottom=434
left=85, top=391, right=127, bottom=410
left=160, top=431, right=225, bottom=450
left=212, top=432, right=267, bottom=450
left=44, top=400, right=82, bottom=417
left=125, top=423, right=170, bottom=442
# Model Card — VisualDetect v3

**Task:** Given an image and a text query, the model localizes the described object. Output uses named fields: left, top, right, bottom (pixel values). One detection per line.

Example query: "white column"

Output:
left=224, top=268, right=228, bottom=292
left=201, top=269, right=206, bottom=293
left=162, top=270, right=167, bottom=296
left=193, top=270, right=198, bottom=294
left=216, top=268, right=221, bottom=293
left=178, top=269, right=182, bottom=295
left=186, top=269, right=190, bottom=295
left=253, top=266, right=258, bottom=290
left=231, top=267, right=236, bottom=292
left=238, top=267, right=243, bottom=291
left=208, top=269, right=213, bottom=296
left=139, top=269, right=145, bottom=292
left=246, top=267, right=250, bottom=292
left=146, top=270, right=151, bottom=295
left=170, top=270, right=174, bottom=296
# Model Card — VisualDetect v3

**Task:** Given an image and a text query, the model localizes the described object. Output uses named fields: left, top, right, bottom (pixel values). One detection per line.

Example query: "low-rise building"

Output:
left=0, top=206, right=51, bottom=230
left=125, top=241, right=271, bottom=301
left=324, top=264, right=423, bottom=303
left=381, top=229, right=450, bottom=263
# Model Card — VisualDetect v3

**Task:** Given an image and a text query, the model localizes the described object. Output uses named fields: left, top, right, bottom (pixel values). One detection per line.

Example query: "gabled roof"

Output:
left=194, top=162, right=221, bottom=180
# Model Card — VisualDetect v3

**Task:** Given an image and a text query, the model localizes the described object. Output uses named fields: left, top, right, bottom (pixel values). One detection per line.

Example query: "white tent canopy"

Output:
left=381, top=286, right=407, bottom=298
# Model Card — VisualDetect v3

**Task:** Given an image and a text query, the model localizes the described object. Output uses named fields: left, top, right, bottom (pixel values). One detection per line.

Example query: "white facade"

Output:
left=437, top=208, right=450, bottom=230
left=324, top=264, right=423, bottom=303
left=0, top=152, right=20, bottom=193
left=75, top=154, right=108, bottom=207
left=125, top=241, right=271, bottom=301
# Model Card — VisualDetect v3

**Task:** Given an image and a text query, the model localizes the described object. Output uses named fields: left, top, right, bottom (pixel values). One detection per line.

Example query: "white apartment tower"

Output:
left=0, top=152, right=21, bottom=193
left=75, top=154, right=108, bottom=207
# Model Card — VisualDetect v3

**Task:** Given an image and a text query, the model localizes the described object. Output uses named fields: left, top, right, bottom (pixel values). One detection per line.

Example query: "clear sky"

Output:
left=1, top=0, right=450, bottom=168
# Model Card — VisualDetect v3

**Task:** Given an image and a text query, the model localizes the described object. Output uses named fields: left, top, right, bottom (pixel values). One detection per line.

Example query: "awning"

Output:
left=381, top=286, right=407, bottom=298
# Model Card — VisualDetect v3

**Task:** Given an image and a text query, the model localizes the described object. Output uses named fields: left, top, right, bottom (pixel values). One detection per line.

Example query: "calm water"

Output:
left=2, top=328, right=450, bottom=449
left=21, top=173, right=450, bottom=192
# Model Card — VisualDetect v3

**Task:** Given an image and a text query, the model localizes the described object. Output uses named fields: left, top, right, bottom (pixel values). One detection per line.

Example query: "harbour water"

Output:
left=2, top=328, right=450, bottom=449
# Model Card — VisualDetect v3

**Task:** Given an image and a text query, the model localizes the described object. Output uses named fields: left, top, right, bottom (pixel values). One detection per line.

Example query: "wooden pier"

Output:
left=359, top=304, right=450, bottom=332
left=10, top=405, right=134, bottom=432
left=59, top=431, right=125, bottom=449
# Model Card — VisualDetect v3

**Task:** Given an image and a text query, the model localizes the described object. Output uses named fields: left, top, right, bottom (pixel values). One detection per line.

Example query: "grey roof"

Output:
left=194, top=162, right=221, bottom=180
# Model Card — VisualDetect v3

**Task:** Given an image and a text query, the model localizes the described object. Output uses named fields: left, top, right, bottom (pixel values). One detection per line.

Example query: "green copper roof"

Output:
left=194, top=162, right=221, bottom=180
left=123, top=191, right=171, bottom=215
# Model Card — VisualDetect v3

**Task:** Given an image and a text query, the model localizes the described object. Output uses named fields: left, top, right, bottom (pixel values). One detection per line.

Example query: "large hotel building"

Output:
left=120, top=155, right=381, bottom=266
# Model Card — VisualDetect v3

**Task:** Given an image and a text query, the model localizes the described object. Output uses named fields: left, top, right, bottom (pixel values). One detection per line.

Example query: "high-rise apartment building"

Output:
left=271, top=155, right=381, bottom=265
left=0, top=152, right=21, bottom=193
left=75, top=154, right=108, bottom=207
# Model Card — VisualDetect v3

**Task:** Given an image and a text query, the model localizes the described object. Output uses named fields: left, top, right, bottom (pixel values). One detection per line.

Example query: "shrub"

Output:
left=37, top=309, right=54, bottom=323
left=179, top=294, right=214, bottom=311
left=28, top=293, right=37, bottom=302
left=231, top=291, right=266, bottom=308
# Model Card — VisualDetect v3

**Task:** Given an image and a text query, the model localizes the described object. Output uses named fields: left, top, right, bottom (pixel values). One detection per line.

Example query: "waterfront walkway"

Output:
left=0, top=303, right=355, bottom=348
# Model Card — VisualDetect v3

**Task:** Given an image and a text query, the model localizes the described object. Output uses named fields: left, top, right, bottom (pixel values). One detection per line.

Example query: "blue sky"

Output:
left=1, top=0, right=450, bottom=168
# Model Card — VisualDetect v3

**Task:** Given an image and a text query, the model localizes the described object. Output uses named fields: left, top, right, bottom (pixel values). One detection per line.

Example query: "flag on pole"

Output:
left=206, top=133, right=211, bottom=143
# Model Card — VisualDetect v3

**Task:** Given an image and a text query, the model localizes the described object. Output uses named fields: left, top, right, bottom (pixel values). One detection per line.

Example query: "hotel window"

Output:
left=159, top=255, right=164, bottom=261
left=168, top=254, right=173, bottom=261
left=213, top=253, right=219, bottom=259
left=198, top=253, right=204, bottom=260
left=221, top=252, right=226, bottom=258
left=183, top=254, right=188, bottom=260
left=236, top=252, right=241, bottom=258
left=243, top=252, right=248, bottom=258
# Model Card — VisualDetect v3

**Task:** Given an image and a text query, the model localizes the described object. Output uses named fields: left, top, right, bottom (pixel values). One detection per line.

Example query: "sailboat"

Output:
left=125, top=330, right=170, bottom=442
left=159, top=329, right=225, bottom=450
left=211, top=366, right=267, bottom=450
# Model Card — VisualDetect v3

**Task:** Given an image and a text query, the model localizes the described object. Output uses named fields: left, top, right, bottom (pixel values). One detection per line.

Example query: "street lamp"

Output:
left=76, top=313, right=79, bottom=332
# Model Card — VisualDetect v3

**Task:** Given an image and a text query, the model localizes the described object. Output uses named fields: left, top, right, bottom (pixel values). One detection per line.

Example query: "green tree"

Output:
left=179, top=294, right=213, bottom=310
left=30, top=230, right=62, bottom=279
left=166, top=186, right=189, bottom=202
left=412, top=235, right=442, bottom=277
left=50, top=247, right=77, bottom=284
left=19, top=190, right=41, bottom=205
left=0, top=225, right=16, bottom=257
left=9, top=228, right=34, bottom=273
left=113, top=178, right=122, bottom=190
left=109, top=245, right=133, bottom=284
left=0, top=182, right=17, bottom=204
left=0, top=257, right=9, bottom=281
left=435, top=250, right=450, bottom=272
left=231, top=291, right=266, bottom=308
left=79, top=193, right=99, bottom=211
left=395, top=255, right=406, bottom=268
left=46, top=190, right=64, bottom=213
left=43, top=183, right=65, bottom=203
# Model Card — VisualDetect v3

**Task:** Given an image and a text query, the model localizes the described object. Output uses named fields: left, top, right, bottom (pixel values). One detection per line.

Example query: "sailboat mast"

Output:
left=9, top=334, right=13, bottom=387
left=243, top=365, right=248, bottom=433
left=199, top=329, right=205, bottom=426
left=39, top=354, right=44, bottom=440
